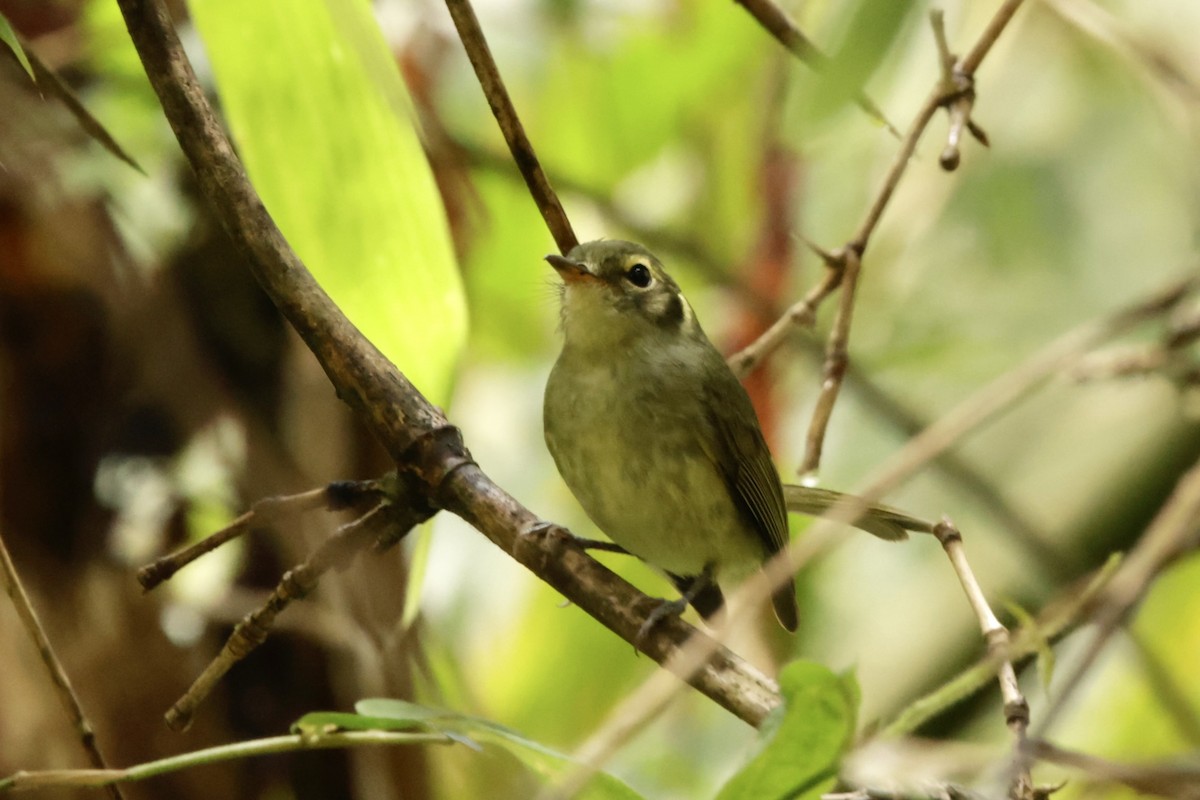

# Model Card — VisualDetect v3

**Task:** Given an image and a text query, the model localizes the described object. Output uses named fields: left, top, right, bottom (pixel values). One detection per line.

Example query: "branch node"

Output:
left=933, top=517, right=963, bottom=547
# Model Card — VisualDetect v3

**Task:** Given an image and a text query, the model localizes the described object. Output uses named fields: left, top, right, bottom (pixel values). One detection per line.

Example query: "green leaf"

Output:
left=796, top=0, right=918, bottom=128
left=356, top=699, right=644, bottom=799
left=291, top=710, right=430, bottom=735
left=294, top=707, right=480, bottom=750
left=1006, top=600, right=1055, bottom=691
left=190, top=0, right=467, bottom=405
left=0, top=11, right=33, bottom=81
left=716, top=661, right=858, bottom=800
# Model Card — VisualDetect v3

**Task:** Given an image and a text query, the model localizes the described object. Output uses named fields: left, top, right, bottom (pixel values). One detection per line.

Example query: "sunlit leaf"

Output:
left=190, top=0, right=467, bottom=405
left=0, top=11, right=33, bottom=80
left=716, top=661, right=858, bottom=800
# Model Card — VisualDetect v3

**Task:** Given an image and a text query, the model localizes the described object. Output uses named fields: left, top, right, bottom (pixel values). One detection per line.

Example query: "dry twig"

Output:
left=1028, top=739, right=1200, bottom=799
left=1033, top=452, right=1200, bottom=737
left=442, top=0, right=576, bottom=254
left=727, top=3, right=1028, bottom=478
left=932, top=519, right=1033, bottom=800
left=137, top=482, right=381, bottom=592
left=0, top=531, right=125, bottom=800
left=163, top=500, right=423, bottom=731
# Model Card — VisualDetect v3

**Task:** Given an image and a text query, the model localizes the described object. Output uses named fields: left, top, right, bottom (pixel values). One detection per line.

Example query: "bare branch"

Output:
left=137, top=483, right=376, bottom=591
left=442, top=0, right=577, bottom=254
left=800, top=246, right=861, bottom=479
left=164, top=501, right=419, bottom=731
left=932, top=519, right=1032, bottom=799
left=1034, top=451, right=1200, bottom=737
left=1028, top=739, right=1200, bottom=799
left=729, top=2, right=1030, bottom=476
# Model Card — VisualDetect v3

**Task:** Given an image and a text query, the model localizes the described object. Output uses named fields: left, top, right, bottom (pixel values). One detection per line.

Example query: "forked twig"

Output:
left=932, top=519, right=1033, bottom=800
left=727, top=2, right=1028, bottom=478
left=137, top=482, right=382, bottom=592
left=164, top=500, right=425, bottom=731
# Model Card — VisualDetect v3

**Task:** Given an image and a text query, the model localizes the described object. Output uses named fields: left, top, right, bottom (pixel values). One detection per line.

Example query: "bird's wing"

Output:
left=701, top=364, right=798, bottom=632
left=700, top=367, right=790, bottom=557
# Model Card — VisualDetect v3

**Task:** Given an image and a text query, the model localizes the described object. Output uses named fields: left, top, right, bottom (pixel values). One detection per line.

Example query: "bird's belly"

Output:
left=545, top=369, right=763, bottom=579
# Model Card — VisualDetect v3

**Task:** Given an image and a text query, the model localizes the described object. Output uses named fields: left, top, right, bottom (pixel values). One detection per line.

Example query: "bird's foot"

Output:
left=635, top=596, right=690, bottom=648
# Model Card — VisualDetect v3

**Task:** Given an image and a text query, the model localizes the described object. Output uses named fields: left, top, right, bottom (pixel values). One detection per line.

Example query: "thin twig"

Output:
left=800, top=246, right=861, bottom=478
left=732, top=2, right=1028, bottom=475
left=856, top=272, right=1200, bottom=509
left=1128, top=629, right=1200, bottom=748
left=1033, top=452, right=1200, bottom=738
left=882, top=555, right=1121, bottom=737
left=442, top=0, right=576, bottom=254
left=727, top=257, right=843, bottom=377
left=732, top=0, right=898, bottom=136
left=0, top=730, right=454, bottom=793
left=1028, top=739, right=1200, bottom=799
left=933, top=519, right=1032, bottom=800
left=164, top=502, right=408, bottom=730
left=0, top=530, right=125, bottom=800
left=137, top=484, right=369, bottom=591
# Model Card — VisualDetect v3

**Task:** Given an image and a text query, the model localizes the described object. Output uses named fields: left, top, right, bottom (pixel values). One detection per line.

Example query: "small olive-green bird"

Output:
left=543, top=240, right=928, bottom=633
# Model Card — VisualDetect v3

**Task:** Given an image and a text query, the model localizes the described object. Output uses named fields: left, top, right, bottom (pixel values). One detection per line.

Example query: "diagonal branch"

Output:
left=442, top=0, right=577, bottom=255
left=115, top=0, right=777, bottom=728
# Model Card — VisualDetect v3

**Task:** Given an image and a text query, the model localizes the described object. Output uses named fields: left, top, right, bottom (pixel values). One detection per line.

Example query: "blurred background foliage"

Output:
left=1, top=0, right=1199, bottom=798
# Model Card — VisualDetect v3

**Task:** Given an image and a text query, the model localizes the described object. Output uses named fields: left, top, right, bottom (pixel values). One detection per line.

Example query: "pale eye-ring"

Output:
left=626, top=263, right=652, bottom=288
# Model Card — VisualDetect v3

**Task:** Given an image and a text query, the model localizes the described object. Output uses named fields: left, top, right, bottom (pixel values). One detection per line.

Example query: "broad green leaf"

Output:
left=357, top=699, right=645, bottom=800
left=716, top=661, right=858, bottom=800
left=190, top=0, right=467, bottom=404
left=0, top=11, right=33, bottom=80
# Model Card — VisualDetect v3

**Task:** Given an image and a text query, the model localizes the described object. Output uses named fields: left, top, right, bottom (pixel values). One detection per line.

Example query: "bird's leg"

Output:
left=572, top=538, right=630, bottom=554
left=636, top=563, right=716, bottom=646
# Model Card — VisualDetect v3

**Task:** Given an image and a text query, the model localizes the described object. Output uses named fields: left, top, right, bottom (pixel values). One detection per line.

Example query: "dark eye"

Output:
left=626, top=263, right=652, bottom=288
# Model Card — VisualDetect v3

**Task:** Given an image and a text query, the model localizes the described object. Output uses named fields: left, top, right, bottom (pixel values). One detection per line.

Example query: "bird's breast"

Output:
left=544, top=354, right=763, bottom=578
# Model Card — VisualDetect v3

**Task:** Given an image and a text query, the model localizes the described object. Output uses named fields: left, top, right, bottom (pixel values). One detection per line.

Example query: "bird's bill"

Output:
left=545, top=254, right=599, bottom=285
